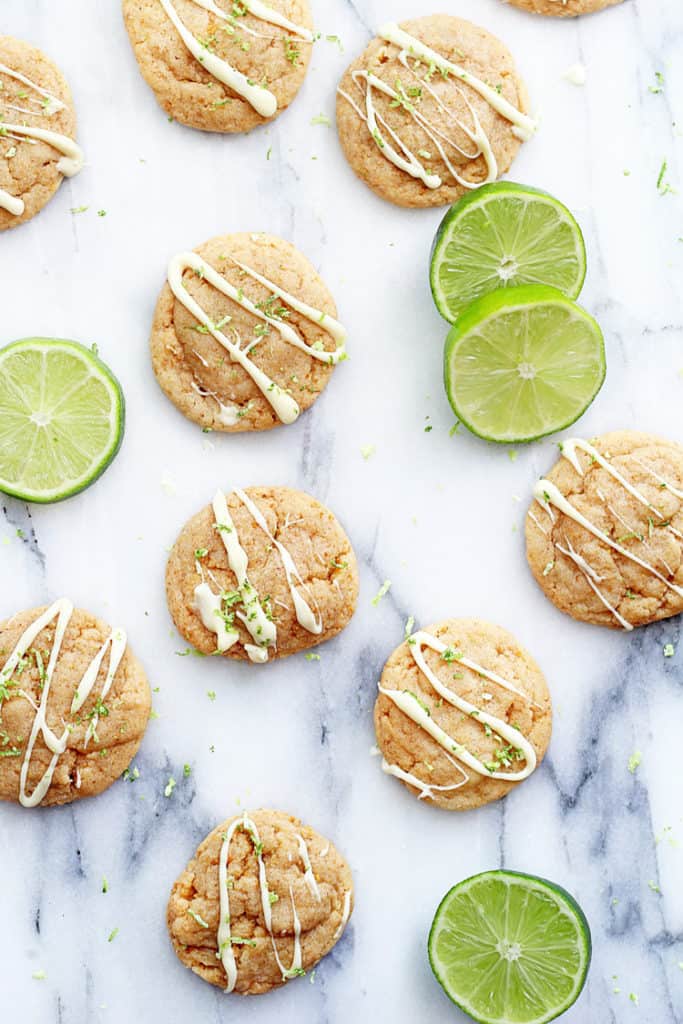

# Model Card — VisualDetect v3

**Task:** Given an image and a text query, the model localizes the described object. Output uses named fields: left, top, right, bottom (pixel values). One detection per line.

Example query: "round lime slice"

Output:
left=428, top=870, right=592, bottom=1024
left=430, top=182, right=587, bottom=323
left=443, top=285, right=605, bottom=444
left=0, top=337, right=125, bottom=503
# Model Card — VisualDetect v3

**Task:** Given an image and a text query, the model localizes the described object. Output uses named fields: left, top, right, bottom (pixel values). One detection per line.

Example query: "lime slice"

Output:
left=428, top=870, right=592, bottom=1024
left=0, top=337, right=125, bottom=503
left=430, top=182, right=587, bottom=323
left=443, top=285, right=605, bottom=444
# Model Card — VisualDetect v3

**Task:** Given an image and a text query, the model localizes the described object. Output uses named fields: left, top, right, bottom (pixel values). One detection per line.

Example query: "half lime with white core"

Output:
left=430, top=182, right=587, bottom=323
left=428, top=870, right=592, bottom=1024
left=443, top=285, right=605, bottom=444
left=0, top=337, right=125, bottom=503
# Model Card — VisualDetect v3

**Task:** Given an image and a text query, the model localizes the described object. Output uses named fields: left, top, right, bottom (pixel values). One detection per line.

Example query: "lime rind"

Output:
left=430, top=182, right=587, bottom=324
left=428, top=870, right=592, bottom=1024
left=0, top=337, right=125, bottom=503
left=443, top=285, right=605, bottom=445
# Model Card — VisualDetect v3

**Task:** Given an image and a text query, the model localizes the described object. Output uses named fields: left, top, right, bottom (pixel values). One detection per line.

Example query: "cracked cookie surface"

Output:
left=166, top=486, right=358, bottom=660
left=0, top=36, right=78, bottom=231
left=526, top=431, right=683, bottom=629
left=374, top=618, right=551, bottom=811
left=167, top=808, right=353, bottom=994
left=0, top=605, right=151, bottom=806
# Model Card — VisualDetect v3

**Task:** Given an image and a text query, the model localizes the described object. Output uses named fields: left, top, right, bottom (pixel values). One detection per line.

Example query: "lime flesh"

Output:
left=428, top=870, right=592, bottom=1024
left=443, top=285, right=605, bottom=444
left=431, top=182, right=587, bottom=324
left=0, top=337, right=125, bottom=503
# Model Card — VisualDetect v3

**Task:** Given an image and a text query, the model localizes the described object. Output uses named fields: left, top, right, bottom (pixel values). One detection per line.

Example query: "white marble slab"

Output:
left=1, top=0, right=683, bottom=1021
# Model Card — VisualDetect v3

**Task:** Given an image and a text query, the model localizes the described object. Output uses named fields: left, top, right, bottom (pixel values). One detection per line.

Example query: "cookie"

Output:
left=167, top=808, right=353, bottom=994
left=506, top=0, right=622, bottom=16
left=167, top=486, right=358, bottom=662
left=336, top=15, right=534, bottom=209
left=374, top=618, right=551, bottom=811
left=526, top=431, right=683, bottom=630
left=122, top=0, right=314, bottom=133
left=151, top=232, right=346, bottom=432
left=0, top=36, right=83, bottom=231
left=0, top=600, right=151, bottom=807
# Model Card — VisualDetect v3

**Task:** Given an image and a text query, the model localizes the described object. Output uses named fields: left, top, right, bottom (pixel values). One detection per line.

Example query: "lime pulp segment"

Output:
left=0, top=338, right=125, bottom=503
left=443, top=285, right=605, bottom=444
left=428, top=870, right=592, bottom=1024
left=430, top=182, right=587, bottom=324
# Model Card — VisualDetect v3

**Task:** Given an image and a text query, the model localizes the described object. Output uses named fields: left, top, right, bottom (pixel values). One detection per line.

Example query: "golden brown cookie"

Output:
left=122, top=0, right=314, bottom=133
left=336, top=15, right=533, bottom=208
left=167, top=486, right=358, bottom=662
left=167, top=808, right=353, bottom=994
left=0, top=36, right=82, bottom=231
left=374, top=618, right=551, bottom=811
left=526, top=431, right=683, bottom=630
left=151, top=232, right=346, bottom=433
left=506, top=0, right=622, bottom=16
left=0, top=600, right=151, bottom=807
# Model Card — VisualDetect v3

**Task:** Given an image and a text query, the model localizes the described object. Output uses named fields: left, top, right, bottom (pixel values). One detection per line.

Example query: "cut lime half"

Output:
left=443, top=285, right=605, bottom=444
left=0, top=337, right=125, bottom=503
left=431, top=182, right=587, bottom=323
left=428, top=870, right=592, bottom=1024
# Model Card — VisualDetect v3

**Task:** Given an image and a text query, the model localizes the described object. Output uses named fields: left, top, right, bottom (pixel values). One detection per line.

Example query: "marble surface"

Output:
left=2, top=0, right=683, bottom=1021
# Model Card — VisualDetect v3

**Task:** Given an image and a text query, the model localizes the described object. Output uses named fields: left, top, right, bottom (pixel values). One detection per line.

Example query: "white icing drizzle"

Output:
left=333, top=890, right=352, bottom=942
left=0, top=599, right=126, bottom=807
left=530, top=437, right=683, bottom=629
left=217, top=813, right=350, bottom=991
left=235, top=488, right=322, bottom=635
left=0, top=63, right=83, bottom=216
left=194, top=488, right=322, bottom=661
left=379, top=629, right=538, bottom=797
left=381, top=755, right=468, bottom=801
left=156, top=0, right=312, bottom=118
left=167, top=250, right=346, bottom=426
left=338, top=22, right=536, bottom=193
left=296, top=833, right=321, bottom=900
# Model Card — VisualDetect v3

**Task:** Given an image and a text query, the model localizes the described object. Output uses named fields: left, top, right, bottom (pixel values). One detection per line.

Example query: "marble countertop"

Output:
left=2, top=0, right=683, bottom=1021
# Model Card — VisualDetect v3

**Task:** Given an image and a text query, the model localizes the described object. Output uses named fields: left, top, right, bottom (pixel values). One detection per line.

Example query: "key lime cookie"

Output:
left=527, top=431, right=683, bottom=630
left=506, top=0, right=622, bottom=16
left=0, top=36, right=84, bottom=230
left=151, top=232, right=347, bottom=432
left=374, top=619, right=551, bottom=810
left=336, top=16, right=535, bottom=209
left=122, top=0, right=314, bottom=133
left=0, top=600, right=151, bottom=807
left=167, top=486, right=358, bottom=662
left=168, top=809, right=353, bottom=993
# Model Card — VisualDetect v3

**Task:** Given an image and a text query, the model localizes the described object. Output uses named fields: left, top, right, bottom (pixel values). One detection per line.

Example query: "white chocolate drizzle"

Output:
left=156, top=0, right=312, bottom=117
left=338, top=22, right=536, bottom=192
left=216, top=813, right=350, bottom=991
left=194, top=488, right=322, bottom=661
left=167, top=250, right=346, bottom=426
left=0, top=599, right=126, bottom=807
left=0, top=63, right=83, bottom=216
left=379, top=629, right=537, bottom=799
left=530, top=437, right=683, bottom=629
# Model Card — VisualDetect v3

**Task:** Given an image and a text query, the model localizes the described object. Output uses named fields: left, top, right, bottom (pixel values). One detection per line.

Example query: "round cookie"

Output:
left=374, top=618, right=551, bottom=811
left=526, top=431, right=683, bottom=630
left=167, top=486, right=359, bottom=661
left=168, top=809, right=353, bottom=993
left=122, top=0, right=314, bottom=133
left=0, top=36, right=82, bottom=231
left=0, top=600, right=151, bottom=807
left=151, top=232, right=346, bottom=433
left=336, top=15, right=533, bottom=209
left=506, top=0, right=622, bottom=16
